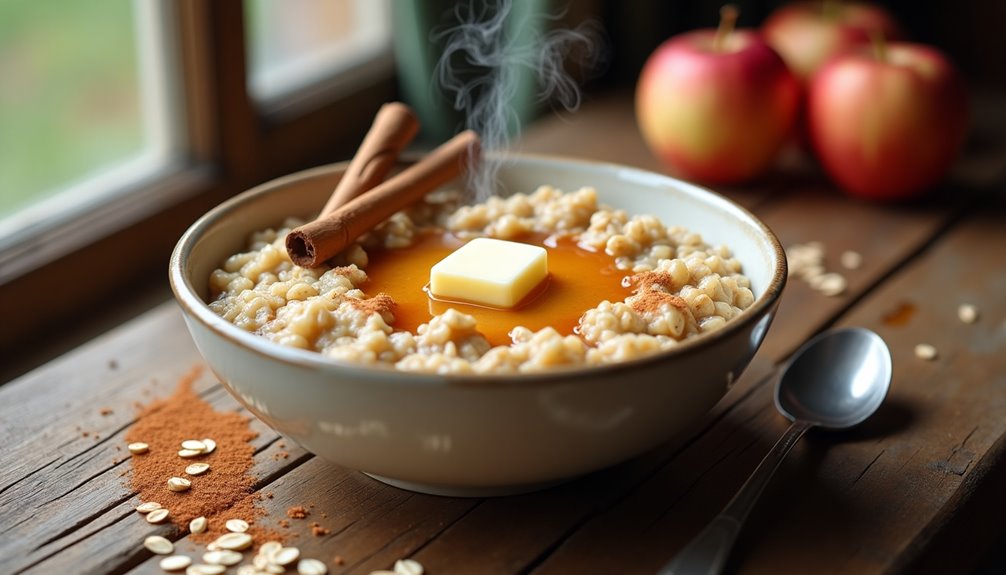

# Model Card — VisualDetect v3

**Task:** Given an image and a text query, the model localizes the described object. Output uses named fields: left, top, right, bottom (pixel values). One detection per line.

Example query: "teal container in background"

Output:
left=392, top=0, right=547, bottom=144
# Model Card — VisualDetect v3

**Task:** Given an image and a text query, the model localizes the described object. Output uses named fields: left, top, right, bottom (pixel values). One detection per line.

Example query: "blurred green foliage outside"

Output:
left=0, top=1, right=143, bottom=218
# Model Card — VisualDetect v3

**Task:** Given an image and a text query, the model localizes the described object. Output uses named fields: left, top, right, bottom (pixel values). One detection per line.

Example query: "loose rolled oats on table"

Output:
left=186, top=462, right=211, bottom=476
left=225, top=518, right=250, bottom=533
left=137, top=501, right=163, bottom=514
left=159, top=555, right=192, bottom=571
left=786, top=241, right=849, bottom=297
left=143, top=535, right=174, bottom=555
left=128, top=442, right=150, bottom=454
left=958, top=303, right=979, bottom=324
left=915, top=343, right=939, bottom=361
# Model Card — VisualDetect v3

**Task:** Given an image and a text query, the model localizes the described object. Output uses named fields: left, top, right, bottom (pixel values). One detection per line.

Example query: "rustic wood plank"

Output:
left=1, top=90, right=1003, bottom=575
left=0, top=311, right=314, bottom=574
left=527, top=199, right=1006, bottom=575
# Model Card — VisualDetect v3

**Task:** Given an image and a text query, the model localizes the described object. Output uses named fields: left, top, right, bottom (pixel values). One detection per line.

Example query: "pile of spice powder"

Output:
left=125, top=365, right=274, bottom=543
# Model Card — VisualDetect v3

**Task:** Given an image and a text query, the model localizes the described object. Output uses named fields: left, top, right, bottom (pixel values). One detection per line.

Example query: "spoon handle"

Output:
left=658, top=419, right=813, bottom=575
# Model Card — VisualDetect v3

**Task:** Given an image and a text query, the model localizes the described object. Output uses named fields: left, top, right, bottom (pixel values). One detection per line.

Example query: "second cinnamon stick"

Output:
left=286, top=130, right=480, bottom=268
left=321, top=102, right=419, bottom=216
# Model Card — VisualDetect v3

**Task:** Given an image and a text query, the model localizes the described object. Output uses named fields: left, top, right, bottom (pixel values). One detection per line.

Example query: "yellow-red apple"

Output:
left=763, top=1, right=903, bottom=81
left=636, top=7, right=800, bottom=184
left=807, top=42, right=968, bottom=200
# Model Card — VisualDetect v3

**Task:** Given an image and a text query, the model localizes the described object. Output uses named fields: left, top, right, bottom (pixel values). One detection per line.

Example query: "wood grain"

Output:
left=1, top=91, right=1004, bottom=575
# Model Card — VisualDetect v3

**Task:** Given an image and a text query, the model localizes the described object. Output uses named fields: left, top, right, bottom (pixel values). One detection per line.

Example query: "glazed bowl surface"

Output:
left=169, top=154, right=786, bottom=496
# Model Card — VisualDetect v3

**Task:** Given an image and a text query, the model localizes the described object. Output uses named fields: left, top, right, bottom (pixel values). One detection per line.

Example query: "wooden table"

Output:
left=3, top=91, right=1005, bottom=575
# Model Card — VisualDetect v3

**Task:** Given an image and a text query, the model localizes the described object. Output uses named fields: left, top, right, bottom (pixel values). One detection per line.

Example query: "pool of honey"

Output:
left=364, top=231, right=630, bottom=346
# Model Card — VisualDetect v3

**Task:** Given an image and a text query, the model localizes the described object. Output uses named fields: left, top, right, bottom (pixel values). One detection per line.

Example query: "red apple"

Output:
left=807, top=41, right=969, bottom=200
left=636, top=7, right=800, bottom=184
left=763, top=1, right=903, bottom=81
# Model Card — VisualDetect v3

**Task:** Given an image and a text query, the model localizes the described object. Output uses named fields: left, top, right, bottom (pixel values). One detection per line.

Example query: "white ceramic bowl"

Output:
left=170, top=155, right=786, bottom=496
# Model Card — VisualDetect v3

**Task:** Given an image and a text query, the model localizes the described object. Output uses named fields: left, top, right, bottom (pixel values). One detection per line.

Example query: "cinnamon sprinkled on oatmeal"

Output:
left=331, top=265, right=362, bottom=277
left=625, top=270, right=676, bottom=293
left=348, top=293, right=397, bottom=316
left=629, top=291, right=691, bottom=315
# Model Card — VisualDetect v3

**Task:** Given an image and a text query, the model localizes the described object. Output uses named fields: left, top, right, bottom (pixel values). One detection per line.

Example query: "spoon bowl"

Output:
left=661, top=327, right=892, bottom=575
left=776, top=327, right=892, bottom=429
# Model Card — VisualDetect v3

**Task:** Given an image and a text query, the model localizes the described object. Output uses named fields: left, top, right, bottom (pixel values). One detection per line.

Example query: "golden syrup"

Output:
left=364, top=231, right=630, bottom=346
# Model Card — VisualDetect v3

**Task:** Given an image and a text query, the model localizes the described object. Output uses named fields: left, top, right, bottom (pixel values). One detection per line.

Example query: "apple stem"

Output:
left=871, top=29, right=888, bottom=62
left=822, top=0, right=841, bottom=20
left=714, top=4, right=739, bottom=52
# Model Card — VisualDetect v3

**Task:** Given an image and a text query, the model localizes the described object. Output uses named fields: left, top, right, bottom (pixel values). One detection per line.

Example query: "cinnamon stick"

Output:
left=286, top=130, right=480, bottom=268
left=321, top=102, right=419, bottom=216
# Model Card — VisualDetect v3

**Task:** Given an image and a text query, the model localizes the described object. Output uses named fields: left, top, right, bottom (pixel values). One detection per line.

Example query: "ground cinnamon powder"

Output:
left=125, top=365, right=278, bottom=543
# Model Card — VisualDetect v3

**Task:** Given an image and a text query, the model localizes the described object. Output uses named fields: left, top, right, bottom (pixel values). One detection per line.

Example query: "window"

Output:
left=245, top=0, right=392, bottom=106
left=1, top=0, right=397, bottom=358
left=0, top=0, right=182, bottom=282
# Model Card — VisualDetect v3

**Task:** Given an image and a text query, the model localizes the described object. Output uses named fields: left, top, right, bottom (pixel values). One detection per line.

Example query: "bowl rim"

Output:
left=169, top=153, right=787, bottom=387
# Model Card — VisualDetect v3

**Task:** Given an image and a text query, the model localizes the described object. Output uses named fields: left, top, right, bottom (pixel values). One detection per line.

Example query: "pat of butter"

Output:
left=430, top=238, right=548, bottom=308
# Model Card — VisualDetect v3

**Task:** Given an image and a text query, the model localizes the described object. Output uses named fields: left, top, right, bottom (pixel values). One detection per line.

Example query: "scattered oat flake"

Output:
left=275, top=547, right=301, bottom=566
left=225, top=518, right=249, bottom=533
left=144, top=535, right=174, bottom=555
left=298, top=558, right=328, bottom=575
left=958, top=304, right=979, bottom=324
left=146, top=508, right=170, bottom=523
left=213, top=532, right=253, bottom=551
left=168, top=477, right=192, bottom=492
left=203, top=550, right=243, bottom=566
left=915, top=343, right=938, bottom=361
left=159, top=554, right=192, bottom=571
left=840, top=250, right=863, bottom=270
left=186, top=462, right=211, bottom=476
left=260, top=541, right=282, bottom=556
left=137, top=501, right=162, bottom=514
left=817, top=273, right=847, bottom=297
left=182, top=439, right=208, bottom=451
left=394, top=558, right=424, bottom=575
left=190, top=516, right=208, bottom=534
left=128, top=442, right=150, bottom=455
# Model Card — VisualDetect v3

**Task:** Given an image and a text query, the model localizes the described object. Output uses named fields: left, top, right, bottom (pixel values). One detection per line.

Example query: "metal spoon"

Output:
left=659, top=327, right=892, bottom=575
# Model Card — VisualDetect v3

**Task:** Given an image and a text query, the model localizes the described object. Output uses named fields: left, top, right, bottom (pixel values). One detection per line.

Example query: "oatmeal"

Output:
left=208, top=186, right=754, bottom=373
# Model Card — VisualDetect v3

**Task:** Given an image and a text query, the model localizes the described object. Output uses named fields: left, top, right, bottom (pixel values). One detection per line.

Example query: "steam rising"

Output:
left=433, top=0, right=604, bottom=200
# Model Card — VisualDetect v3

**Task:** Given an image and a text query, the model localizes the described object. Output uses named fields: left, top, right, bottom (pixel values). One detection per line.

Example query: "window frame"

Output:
left=0, top=0, right=397, bottom=354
